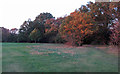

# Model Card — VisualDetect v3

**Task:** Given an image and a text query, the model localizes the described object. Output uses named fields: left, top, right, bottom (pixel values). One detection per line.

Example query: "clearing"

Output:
left=2, top=43, right=118, bottom=72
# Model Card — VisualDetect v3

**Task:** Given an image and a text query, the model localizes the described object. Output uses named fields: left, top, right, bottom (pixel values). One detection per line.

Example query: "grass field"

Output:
left=2, top=43, right=118, bottom=72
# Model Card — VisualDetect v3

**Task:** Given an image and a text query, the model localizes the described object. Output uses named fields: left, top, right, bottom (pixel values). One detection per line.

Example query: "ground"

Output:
left=2, top=43, right=118, bottom=72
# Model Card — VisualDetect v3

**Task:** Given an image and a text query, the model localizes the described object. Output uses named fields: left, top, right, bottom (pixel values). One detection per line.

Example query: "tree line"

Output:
left=1, top=2, right=120, bottom=46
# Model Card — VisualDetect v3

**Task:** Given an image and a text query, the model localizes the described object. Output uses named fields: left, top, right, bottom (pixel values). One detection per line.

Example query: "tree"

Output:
left=34, top=12, right=54, bottom=24
left=0, top=27, right=18, bottom=42
left=10, top=28, right=18, bottom=34
left=109, top=2, right=120, bottom=46
left=43, top=17, right=65, bottom=43
left=83, top=2, right=120, bottom=45
left=0, top=27, right=10, bottom=42
left=44, top=18, right=55, bottom=33
left=18, top=13, right=54, bottom=42
left=29, top=28, right=43, bottom=43
left=110, top=20, right=120, bottom=46
left=60, top=11, right=97, bottom=46
left=18, top=19, right=34, bottom=42
left=43, top=19, right=58, bottom=43
left=8, top=28, right=18, bottom=42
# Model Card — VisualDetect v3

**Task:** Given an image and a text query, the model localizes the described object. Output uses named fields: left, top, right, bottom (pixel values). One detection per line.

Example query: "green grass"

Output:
left=2, top=43, right=118, bottom=72
left=0, top=43, right=2, bottom=73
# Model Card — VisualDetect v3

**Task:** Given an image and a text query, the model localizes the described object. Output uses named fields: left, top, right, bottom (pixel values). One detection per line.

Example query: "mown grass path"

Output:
left=2, top=43, right=118, bottom=72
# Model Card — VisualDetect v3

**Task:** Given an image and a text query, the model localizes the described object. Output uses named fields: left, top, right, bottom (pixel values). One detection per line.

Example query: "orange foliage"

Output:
left=60, top=11, right=96, bottom=46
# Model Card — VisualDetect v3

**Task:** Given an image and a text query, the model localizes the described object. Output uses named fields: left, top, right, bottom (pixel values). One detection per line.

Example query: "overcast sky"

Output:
left=0, top=0, right=95, bottom=29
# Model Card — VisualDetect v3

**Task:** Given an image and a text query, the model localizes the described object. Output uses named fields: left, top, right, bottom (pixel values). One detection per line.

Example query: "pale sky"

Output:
left=0, top=0, right=95, bottom=29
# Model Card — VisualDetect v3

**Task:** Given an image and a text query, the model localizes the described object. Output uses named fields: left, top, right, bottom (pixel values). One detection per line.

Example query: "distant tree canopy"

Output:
left=18, top=13, right=53, bottom=42
left=1, top=27, right=10, bottom=42
left=34, top=12, right=54, bottom=23
left=1, top=2, right=120, bottom=46
left=1, top=27, right=18, bottom=42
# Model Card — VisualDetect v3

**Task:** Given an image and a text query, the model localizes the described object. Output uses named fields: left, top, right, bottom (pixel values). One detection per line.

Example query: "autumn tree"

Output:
left=83, top=2, right=120, bottom=44
left=110, top=20, right=120, bottom=46
left=44, top=18, right=55, bottom=33
left=43, top=17, right=65, bottom=43
left=43, top=18, right=58, bottom=43
left=54, top=17, right=66, bottom=43
left=60, top=11, right=97, bottom=46
left=109, top=2, right=120, bottom=46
